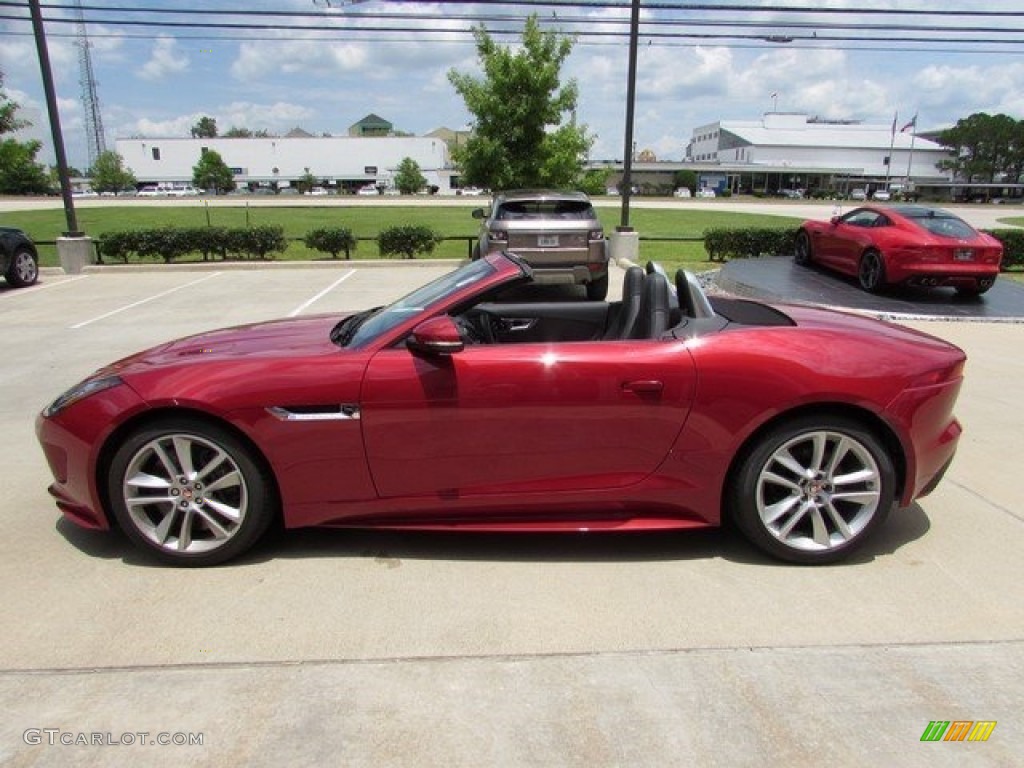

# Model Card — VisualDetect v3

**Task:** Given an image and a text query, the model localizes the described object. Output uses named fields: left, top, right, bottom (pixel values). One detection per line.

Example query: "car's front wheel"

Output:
left=794, top=231, right=813, bottom=266
left=107, top=418, right=277, bottom=566
left=5, top=247, right=38, bottom=288
left=729, top=416, right=895, bottom=564
left=858, top=250, right=886, bottom=293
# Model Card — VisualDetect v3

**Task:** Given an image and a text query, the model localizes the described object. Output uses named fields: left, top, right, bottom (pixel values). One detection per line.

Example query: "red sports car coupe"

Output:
left=37, top=252, right=965, bottom=567
left=795, top=204, right=1003, bottom=295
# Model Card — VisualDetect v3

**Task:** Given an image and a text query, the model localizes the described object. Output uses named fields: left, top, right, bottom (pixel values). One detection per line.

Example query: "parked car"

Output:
left=871, top=189, right=891, bottom=202
left=37, top=251, right=966, bottom=567
left=136, top=186, right=162, bottom=197
left=795, top=204, right=1003, bottom=296
left=357, top=184, right=380, bottom=196
left=848, top=188, right=867, bottom=201
left=471, top=190, right=609, bottom=300
left=1, top=227, right=39, bottom=288
left=695, top=188, right=717, bottom=198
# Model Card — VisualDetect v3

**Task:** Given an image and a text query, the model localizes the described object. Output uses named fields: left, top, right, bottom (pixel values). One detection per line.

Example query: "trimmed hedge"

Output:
left=304, top=227, right=357, bottom=260
left=377, top=224, right=441, bottom=260
left=703, top=227, right=799, bottom=262
left=97, top=226, right=286, bottom=263
left=987, top=229, right=1024, bottom=270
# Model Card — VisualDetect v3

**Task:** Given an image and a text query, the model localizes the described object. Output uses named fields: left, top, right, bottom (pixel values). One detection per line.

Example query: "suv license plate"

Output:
left=538, top=235, right=560, bottom=247
left=955, top=249, right=975, bottom=261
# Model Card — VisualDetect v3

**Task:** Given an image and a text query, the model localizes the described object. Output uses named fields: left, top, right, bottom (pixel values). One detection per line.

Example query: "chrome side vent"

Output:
left=266, top=405, right=360, bottom=421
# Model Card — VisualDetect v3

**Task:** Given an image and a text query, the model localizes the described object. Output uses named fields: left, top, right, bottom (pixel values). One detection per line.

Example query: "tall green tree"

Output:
left=938, top=113, right=1024, bottom=184
left=192, top=149, right=235, bottom=194
left=448, top=15, right=592, bottom=190
left=190, top=116, right=218, bottom=138
left=90, top=150, right=137, bottom=194
left=0, top=72, right=51, bottom=195
left=394, top=156, right=427, bottom=194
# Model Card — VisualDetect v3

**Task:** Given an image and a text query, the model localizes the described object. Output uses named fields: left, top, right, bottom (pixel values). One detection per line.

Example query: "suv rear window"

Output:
left=496, top=200, right=595, bottom=220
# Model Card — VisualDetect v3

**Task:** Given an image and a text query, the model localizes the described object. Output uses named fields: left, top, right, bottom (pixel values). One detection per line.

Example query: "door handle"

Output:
left=622, top=380, right=663, bottom=393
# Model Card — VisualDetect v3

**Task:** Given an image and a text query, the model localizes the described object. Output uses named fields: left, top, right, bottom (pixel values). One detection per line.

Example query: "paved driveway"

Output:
left=1, top=264, right=1021, bottom=766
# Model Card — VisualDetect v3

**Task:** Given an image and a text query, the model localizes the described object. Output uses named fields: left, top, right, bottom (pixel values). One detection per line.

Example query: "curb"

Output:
left=40, top=259, right=465, bottom=276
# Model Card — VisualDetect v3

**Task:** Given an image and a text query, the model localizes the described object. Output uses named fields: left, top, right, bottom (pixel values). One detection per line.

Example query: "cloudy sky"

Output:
left=1, top=0, right=1022, bottom=170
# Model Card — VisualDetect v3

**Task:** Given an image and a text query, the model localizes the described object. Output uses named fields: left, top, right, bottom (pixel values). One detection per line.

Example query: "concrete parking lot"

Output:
left=1, top=263, right=1021, bottom=766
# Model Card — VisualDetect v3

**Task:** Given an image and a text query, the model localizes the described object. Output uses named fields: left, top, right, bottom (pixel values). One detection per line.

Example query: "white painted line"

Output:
left=1, top=274, right=90, bottom=299
left=71, top=272, right=223, bottom=329
left=288, top=269, right=357, bottom=317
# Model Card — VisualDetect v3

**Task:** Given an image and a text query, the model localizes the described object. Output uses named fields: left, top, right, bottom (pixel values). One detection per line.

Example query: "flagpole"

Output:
left=904, top=114, right=918, bottom=184
left=884, top=110, right=897, bottom=190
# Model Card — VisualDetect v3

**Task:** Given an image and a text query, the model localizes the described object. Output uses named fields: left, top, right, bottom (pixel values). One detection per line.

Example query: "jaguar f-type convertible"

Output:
left=37, top=252, right=965, bottom=566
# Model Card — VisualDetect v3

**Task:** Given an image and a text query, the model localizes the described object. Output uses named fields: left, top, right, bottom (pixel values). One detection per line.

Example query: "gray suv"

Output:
left=472, top=190, right=609, bottom=300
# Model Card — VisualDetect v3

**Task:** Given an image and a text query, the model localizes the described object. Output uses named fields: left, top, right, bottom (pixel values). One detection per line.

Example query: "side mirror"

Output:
left=471, top=208, right=485, bottom=219
left=407, top=316, right=464, bottom=356
left=830, top=216, right=841, bottom=225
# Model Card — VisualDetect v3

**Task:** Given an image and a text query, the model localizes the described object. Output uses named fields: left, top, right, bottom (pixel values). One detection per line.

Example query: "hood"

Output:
left=103, top=314, right=343, bottom=374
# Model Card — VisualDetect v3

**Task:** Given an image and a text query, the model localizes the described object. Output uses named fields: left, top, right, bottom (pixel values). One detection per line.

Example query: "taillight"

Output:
left=489, top=229, right=507, bottom=242
left=589, top=229, right=604, bottom=240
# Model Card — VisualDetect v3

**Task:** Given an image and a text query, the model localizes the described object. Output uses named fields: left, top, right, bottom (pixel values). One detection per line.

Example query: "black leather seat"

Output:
left=631, top=272, right=672, bottom=339
left=604, top=266, right=645, bottom=339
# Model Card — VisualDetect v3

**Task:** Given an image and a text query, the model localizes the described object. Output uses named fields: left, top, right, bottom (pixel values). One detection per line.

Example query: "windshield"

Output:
left=342, top=258, right=498, bottom=348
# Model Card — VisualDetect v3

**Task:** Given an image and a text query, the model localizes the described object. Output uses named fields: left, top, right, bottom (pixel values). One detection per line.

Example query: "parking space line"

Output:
left=288, top=269, right=357, bottom=317
left=1, top=275, right=90, bottom=299
left=70, top=272, right=223, bottom=329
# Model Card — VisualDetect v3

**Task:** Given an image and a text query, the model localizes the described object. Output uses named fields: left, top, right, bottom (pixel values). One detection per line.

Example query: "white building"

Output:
left=114, top=135, right=454, bottom=192
left=687, top=113, right=950, bottom=193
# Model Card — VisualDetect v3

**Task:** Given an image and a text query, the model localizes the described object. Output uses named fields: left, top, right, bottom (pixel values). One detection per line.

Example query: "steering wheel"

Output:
left=452, top=315, right=485, bottom=345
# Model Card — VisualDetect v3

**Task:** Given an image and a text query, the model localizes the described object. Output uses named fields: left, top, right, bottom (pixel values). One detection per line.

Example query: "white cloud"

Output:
left=139, top=36, right=190, bottom=81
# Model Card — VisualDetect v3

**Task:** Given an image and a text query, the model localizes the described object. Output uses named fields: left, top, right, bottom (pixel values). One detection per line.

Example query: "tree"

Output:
left=0, top=72, right=51, bottom=195
left=673, top=169, right=698, bottom=195
left=223, top=126, right=253, bottom=138
left=296, top=167, right=316, bottom=194
left=394, top=156, right=427, bottom=194
left=937, top=113, right=1024, bottom=185
left=190, top=116, right=218, bottom=138
left=192, top=149, right=235, bottom=194
left=448, top=15, right=592, bottom=190
left=90, top=150, right=137, bottom=194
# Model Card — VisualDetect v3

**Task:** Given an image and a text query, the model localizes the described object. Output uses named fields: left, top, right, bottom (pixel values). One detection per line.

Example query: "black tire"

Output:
left=5, top=247, right=38, bottom=288
left=794, top=230, right=813, bottom=266
left=107, top=418, right=277, bottom=566
left=858, top=250, right=886, bottom=293
left=728, top=415, right=895, bottom=565
left=586, top=274, right=609, bottom=301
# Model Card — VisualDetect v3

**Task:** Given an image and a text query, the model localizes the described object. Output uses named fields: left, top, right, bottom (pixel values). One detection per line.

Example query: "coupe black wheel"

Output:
left=729, top=416, right=895, bottom=564
left=586, top=274, right=609, bottom=301
left=107, top=419, right=276, bottom=566
left=858, top=250, right=886, bottom=293
left=6, top=247, right=38, bottom=287
left=794, top=231, right=813, bottom=266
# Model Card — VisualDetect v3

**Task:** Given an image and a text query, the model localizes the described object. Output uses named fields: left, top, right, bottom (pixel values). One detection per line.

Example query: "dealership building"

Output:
left=114, top=133, right=456, bottom=193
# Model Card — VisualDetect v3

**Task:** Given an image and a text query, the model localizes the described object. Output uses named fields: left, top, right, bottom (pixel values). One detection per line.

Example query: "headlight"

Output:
left=43, top=375, right=124, bottom=418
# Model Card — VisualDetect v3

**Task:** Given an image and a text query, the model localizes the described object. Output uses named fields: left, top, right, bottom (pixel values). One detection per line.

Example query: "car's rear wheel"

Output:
left=107, top=419, right=276, bottom=566
left=794, top=231, right=813, bottom=266
left=729, top=416, right=895, bottom=564
left=586, top=274, right=609, bottom=301
left=955, top=283, right=991, bottom=298
left=858, top=250, right=886, bottom=293
left=5, top=247, right=38, bottom=288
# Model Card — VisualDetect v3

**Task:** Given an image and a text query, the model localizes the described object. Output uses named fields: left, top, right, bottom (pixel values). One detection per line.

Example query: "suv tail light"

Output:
left=589, top=229, right=604, bottom=240
left=488, top=229, right=507, bottom=242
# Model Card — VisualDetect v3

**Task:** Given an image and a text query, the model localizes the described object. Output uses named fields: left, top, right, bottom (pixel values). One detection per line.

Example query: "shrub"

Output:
left=304, top=227, right=357, bottom=260
left=377, top=224, right=440, bottom=259
left=704, top=227, right=799, bottom=262
left=96, top=230, right=140, bottom=263
left=223, top=226, right=287, bottom=259
left=987, top=229, right=1024, bottom=270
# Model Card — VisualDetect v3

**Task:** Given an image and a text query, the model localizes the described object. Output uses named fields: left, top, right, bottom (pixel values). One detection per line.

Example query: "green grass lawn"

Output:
left=4, top=204, right=802, bottom=270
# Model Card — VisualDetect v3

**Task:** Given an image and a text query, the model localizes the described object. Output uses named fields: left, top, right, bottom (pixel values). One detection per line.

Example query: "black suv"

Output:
left=1, top=227, right=39, bottom=288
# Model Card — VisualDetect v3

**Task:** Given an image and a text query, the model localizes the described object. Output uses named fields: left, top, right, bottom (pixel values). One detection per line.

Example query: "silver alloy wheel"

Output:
left=859, top=252, right=883, bottom=292
left=755, top=430, right=881, bottom=553
left=13, top=250, right=37, bottom=283
left=122, top=433, right=248, bottom=554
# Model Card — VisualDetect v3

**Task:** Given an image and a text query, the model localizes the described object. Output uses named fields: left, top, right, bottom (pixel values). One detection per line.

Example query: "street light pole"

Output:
left=28, top=0, right=81, bottom=236
left=618, top=0, right=641, bottom=230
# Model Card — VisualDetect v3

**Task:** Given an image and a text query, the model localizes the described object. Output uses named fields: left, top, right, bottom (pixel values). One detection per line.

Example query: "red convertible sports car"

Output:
left=795, top=204, right=1003, bottom=295
left=37, top=252, right=965, bottom=567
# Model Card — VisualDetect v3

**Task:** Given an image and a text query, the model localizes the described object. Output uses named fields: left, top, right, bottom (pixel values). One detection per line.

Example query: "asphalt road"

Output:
left=1, top=261, right=1021, bottom=766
